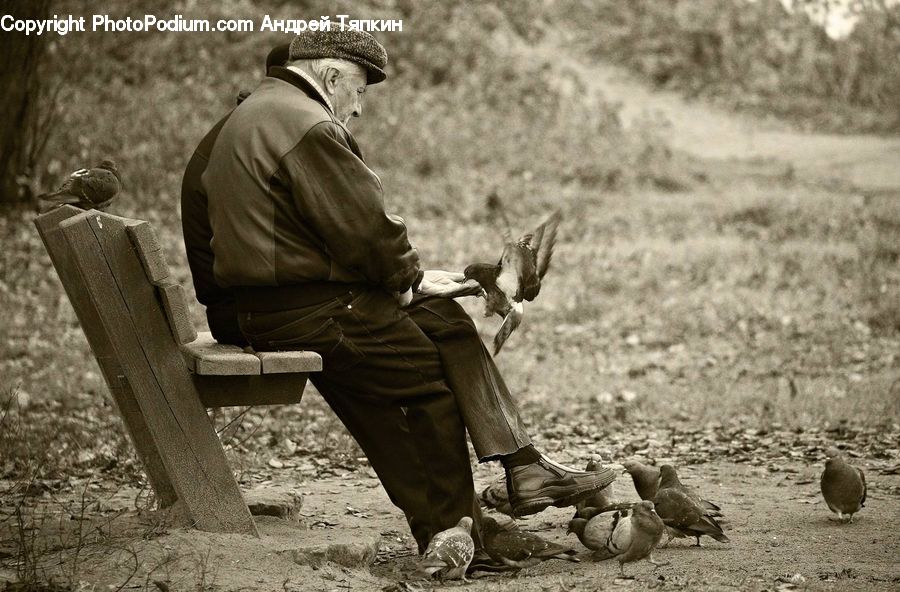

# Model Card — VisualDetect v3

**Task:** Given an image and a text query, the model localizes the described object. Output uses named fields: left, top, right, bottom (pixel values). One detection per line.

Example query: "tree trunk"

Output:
left=0, top=0, right=52, bottom=203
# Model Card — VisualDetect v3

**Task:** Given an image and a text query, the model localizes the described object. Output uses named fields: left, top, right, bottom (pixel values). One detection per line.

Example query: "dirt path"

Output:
left=43, top=461, right=899, bottom=592
left=555, top=47, right=900, bottom=192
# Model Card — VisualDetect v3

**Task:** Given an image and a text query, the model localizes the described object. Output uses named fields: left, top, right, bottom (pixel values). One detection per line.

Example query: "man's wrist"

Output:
left=411, top=269, right=425, bottom=292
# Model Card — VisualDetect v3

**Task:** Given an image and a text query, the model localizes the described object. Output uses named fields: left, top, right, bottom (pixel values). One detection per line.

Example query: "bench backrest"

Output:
left=34, top=206, right=260, bottom=534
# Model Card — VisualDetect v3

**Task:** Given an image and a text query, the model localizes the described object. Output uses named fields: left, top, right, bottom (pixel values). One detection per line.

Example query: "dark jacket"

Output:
left=203, top=67, right=420, bottom=292
left=181, top=111, right=247, bottom=345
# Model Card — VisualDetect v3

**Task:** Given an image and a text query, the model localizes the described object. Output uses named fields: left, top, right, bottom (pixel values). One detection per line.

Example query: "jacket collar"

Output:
left=267, top=66, right=333, bottom=114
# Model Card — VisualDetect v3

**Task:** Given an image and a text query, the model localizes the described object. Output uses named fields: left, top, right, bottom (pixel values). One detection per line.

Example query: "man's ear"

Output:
left=323, top=67, right=341, bottom=94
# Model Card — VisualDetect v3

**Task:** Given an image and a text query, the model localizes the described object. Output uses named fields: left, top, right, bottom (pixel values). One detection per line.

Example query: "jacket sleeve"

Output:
left=280, top=121, right=420, bottom=292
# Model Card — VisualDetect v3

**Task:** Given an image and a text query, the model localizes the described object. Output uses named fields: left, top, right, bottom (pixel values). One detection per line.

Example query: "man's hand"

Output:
left=416, top=270, right=483, bottom=298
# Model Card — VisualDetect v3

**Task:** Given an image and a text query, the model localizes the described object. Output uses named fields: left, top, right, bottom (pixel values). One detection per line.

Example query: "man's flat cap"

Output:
left=289, top=29, right=388, bottom=84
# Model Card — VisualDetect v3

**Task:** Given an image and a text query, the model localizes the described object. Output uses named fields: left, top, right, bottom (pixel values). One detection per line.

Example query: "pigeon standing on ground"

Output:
left=821, top=447, right=866, bottom=523
left=38, top=159, right=121, bottom=211
left=464, top=191, right=561, bottom=354
left=653, top=465, right=729, bottom=547
left=567, top=501, right=667, bottom=577
left=420, top=517, right=475, bottom=581
left=481, top=515, right=579, bottom=570
left=576, top=458, right=618, bottom=512
left=648, top=463, right=722, bottom=518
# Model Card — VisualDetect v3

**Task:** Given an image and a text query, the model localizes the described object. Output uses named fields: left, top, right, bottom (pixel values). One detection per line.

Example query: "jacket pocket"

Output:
left=267, top=318, right=364, bottom=372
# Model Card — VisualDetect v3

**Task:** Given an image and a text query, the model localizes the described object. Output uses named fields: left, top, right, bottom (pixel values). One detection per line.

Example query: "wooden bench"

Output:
left=34, top=206, right=322, bottom=536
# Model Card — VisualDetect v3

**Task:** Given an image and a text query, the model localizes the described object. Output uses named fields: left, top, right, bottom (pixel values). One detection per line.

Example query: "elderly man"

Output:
left=182, top=30, right=614, bottom=560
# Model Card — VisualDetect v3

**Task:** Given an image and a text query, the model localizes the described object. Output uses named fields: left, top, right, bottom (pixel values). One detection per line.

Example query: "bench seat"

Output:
left=180, top=332, right=323, bottom=376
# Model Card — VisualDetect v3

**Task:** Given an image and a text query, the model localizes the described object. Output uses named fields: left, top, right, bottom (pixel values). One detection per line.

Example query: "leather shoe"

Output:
left=506, top=455, right=616, bottom=517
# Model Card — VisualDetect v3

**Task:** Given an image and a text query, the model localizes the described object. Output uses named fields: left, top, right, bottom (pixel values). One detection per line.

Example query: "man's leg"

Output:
left=404, top=295, right=617, bottom=516
left=240, top=288, right=483, bottom=549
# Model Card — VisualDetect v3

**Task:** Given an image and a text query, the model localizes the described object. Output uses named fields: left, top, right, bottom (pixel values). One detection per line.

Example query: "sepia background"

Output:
left=1, top=1, right=898, bottom=590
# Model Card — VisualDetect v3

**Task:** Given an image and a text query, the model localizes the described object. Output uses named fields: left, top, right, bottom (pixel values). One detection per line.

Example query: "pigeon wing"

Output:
left=79, top=168, right=120, bottom=208
left=422, top=530, right=474, bottom=573
left=493, top=302, right=523, bottom=355
left=532, top=210, right=561, bottom=283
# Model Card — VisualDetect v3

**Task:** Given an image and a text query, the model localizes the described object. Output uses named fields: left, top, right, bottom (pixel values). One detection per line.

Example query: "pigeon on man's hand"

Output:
left=38, top=160, right=121, bottom=212
left=567, top=501, right=667, bottom=578
left=464, top=191, right=561, bottom=355
left=481, top=515, right=579, bottom=570
left=420, top=517, right=475, bottom=581
left=653, top=465, right=729, bottom=547
left=821, top=447, right=866, bottom=523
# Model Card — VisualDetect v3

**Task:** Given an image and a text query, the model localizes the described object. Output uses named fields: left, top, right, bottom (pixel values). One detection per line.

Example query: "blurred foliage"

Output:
left=559, top=0, right=900, bottom=133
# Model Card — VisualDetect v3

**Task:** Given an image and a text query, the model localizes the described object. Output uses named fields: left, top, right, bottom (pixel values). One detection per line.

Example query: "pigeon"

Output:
left=38, top=160, right=120, bottom=211
left=653, top=465, right=729, bottom=547
left=821, top=447, right=866, bottom=523
left=481, top=515, right=579, bottom=570
left=420, top=516, right=475, bottom=581
left=576, top=458, right=618, bottom=512
left=464, top=191, right=561, bottom=354
left=622, top=460, right=661, bottom=502
left=567, top=501, right=667, bottom=577
left=478, top=474, right=514, bottom=516
left=624, top=461, right=723, bottom=518
left=235, top=89, right=252, bottom=105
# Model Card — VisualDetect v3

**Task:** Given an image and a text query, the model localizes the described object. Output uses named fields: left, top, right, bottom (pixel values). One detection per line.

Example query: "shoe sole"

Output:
left=511, top=468, right=617, bottom=517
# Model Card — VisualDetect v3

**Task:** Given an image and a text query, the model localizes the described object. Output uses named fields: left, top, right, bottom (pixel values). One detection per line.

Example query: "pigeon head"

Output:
left=824, top=447, right=842, bottom=460
left=658, top=464, right=681, bottom=488
left=97, top=159, right=121, bottom=181
left=456, top=516, right=474, bottom=533
left=585, top=458, right=601, bottom=472
left=566, top=517, right=587, bottom=537
left=634, top=500, right=657, bottom=515
left=97, top=159, right=117, bottom=172
left=621, top=460, right=644, bottom=475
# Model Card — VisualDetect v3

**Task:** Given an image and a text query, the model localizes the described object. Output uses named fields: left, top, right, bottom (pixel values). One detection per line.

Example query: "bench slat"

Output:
left=257, top=350, right=323, bottom=374
left=194, top=374, right=307, bottom=407
left=125, top=221, right=170, bottom=284
left=181, top=332, right=261, bottom=375
left=158, top=280, right=198, bottom=345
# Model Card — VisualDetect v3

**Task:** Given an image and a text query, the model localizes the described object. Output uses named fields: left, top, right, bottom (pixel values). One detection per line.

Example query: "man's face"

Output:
left=326, top=64, right=368, bottom=127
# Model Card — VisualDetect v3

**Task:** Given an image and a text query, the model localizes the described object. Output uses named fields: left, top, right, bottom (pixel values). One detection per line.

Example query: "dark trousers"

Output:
left=238, top=287, right=530, bottom=551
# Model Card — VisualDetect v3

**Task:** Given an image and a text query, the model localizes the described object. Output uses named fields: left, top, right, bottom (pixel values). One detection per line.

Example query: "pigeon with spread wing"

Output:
left=464, top=191, right=561, bottom=355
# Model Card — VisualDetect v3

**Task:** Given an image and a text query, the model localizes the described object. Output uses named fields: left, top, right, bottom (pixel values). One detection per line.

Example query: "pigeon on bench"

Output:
left=464, top=191, right=561, bottom=355
left=567, top=501, right=667, bottom=578
left=38, top=159, right=121, bottom=212
left=821, top=447, right=866, bottom=523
